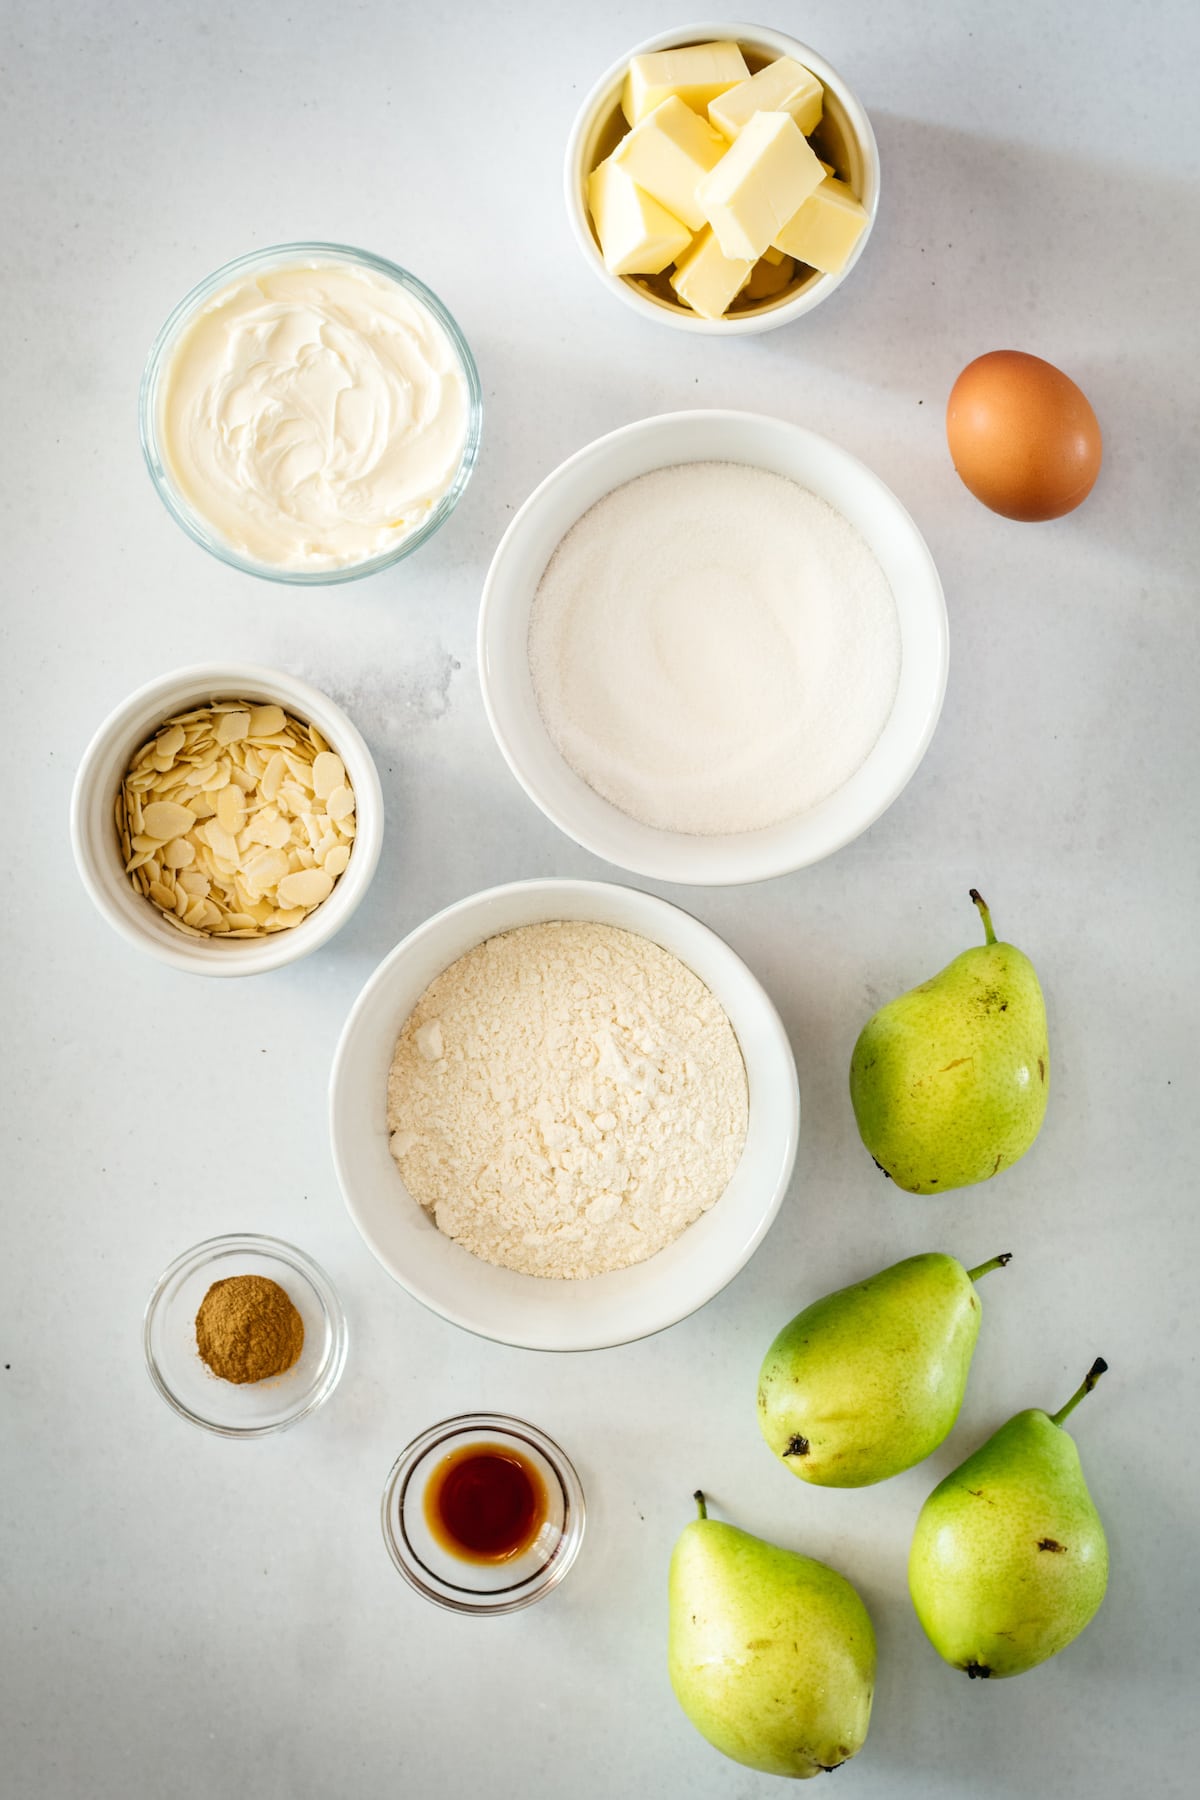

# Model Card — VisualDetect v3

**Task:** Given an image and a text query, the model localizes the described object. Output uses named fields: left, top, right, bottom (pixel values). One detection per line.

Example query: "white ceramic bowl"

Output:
left=479, top=411, right=948, bottom=886
left=71, top=663, right=383, bottom=976
left=565, top=21, right=880, bottom=334
left=329, top=879, right=799, bottom=1351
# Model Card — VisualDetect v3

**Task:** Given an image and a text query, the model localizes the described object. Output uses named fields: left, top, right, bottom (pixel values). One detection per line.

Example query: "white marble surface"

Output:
left=3, top=1, right=1198, bottom=1794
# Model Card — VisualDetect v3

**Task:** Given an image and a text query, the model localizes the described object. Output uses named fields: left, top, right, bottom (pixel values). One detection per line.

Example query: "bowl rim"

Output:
left=477, top=409, right=949, bottom=885
left=329, top=876, right=801, bottom=1350
left=564, top=20, right=881, bottom=335
left=139, top=241, right=484, bottom=584
left=69, top=660, right=384, bottom=976
left=380, top=1413, right=587, bottom=1613
left=143, top=1231, right=349, bottom=1437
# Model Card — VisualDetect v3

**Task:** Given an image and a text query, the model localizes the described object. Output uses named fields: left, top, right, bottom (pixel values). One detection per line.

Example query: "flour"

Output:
left=527, top=461, right=902, bottom=836
left=385, top=921, right=749, bottom=1279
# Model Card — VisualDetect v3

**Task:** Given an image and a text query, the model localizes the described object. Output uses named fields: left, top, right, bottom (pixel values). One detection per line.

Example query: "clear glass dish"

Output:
left=381, top=1415, right=586, bottom=1613
left=143, top=1233, right=348, bottom=1436
left=139, top=243, right=483, bottom=585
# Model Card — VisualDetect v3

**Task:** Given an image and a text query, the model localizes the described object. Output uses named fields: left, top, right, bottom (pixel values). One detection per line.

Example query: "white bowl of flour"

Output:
left=329, top=879, right=799, bottom=1351
left=479, top=411, right=947, bottom=885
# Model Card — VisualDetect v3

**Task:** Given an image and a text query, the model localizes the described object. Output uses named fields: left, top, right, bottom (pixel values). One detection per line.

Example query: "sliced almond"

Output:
left=283, top=751, right=316, bottom=789
left=312, top=751, right=345, bottom=800
left=162, top=837, right=195, bottom=869
left=215, top=710, right=251, bottom=745
left=156, top=724, right=186, bottom=759
left=323, top=843, right=351, bottom=877
left=261, top=752, right=288, bottom=801
left=201, top=757, right=233, bottom=793
left=141, top=799, right=196, bottom=840
left=216, top=784, right=245, bottom=833
left=247, top=704, right=286, bottom=738
left=325, top=784, right=355, bottom=822
left=277, top=868, right=334, bottom=909
left=263, top=906, right=308, bottom=931
left=243, top=847, right=290, bottom=891
left=163, top=912, right=203, bottom=936
left=201, top=820, right=240, bottom=864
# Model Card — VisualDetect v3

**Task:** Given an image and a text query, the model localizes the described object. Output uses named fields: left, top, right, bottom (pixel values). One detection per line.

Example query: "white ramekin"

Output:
left=478, top=411, right=948, bottom=886
left=565, top=21, right=880, bottom=334
left=329, top=879, right=800, bottom=1351
left=70, top=663, right=384, bottom=976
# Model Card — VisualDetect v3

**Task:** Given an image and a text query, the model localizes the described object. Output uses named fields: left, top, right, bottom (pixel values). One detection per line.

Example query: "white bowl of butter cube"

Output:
left=71, top=663, right=384, bottom=976
left=565, top=23, right=879, bottom=333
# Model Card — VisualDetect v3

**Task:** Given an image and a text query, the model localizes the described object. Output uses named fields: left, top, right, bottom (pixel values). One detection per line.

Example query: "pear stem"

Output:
left=1050, top=1358, right=1109, bottom=1428
left=693, top=1491, right=708, bottom=1520
left=969, top=888, right=997, bottom=946
left=967, top=1252, right=1012, bottom=1282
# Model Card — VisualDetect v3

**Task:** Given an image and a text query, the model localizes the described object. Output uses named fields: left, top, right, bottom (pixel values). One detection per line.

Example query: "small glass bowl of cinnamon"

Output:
left=382, top=1416, right=586, bottom=1614
left=144, top=1233, right=347, bottom=1437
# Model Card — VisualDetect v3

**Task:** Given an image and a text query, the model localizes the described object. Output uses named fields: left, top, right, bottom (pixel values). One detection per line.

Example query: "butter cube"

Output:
left=697, top=110, right=825, bottom=260
left=622, top=41, right=750, bottom=126
left=773, top=175, right=869, bottom=274
left=587, top=157, right=693, bottom=277
left=708, top=56, right=824, bottom=141
left=670, top=227, right=753, bottom=320
left=613, top=95, right=729, bottom=233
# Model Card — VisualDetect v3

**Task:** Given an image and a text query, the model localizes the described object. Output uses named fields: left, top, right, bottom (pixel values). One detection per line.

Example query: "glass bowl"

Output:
left=382, top=1415, right=586, bottom=1613
left=139, top=243, right=483, bottom=584
left=144, top=1233, right=348, bottom=1436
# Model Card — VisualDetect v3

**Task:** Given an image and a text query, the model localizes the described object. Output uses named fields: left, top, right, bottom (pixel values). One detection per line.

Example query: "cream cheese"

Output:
left=158, top=262, right=470, bottom=571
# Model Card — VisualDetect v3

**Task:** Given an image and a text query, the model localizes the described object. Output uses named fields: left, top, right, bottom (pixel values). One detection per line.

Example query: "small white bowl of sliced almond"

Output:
left=70, top=663, right=383, bottom=975
left=565, top=22, right=880, bottom=333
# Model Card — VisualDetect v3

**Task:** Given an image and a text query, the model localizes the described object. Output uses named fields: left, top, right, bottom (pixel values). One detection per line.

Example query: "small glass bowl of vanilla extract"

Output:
left=382, top=1415, right=586, bottom=1614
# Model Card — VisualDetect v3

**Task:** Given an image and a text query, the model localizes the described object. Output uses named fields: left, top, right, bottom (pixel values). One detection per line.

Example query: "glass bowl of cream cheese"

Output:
left=140, top=244, right=482, bottom=583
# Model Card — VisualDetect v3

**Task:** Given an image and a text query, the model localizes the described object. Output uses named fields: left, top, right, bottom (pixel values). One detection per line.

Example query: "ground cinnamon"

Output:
left=195, top=1274, right=304, bottom=1384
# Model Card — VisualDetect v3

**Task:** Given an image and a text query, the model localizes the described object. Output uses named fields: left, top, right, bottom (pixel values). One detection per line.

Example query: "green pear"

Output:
left=668, top=1493, right=876, bottom=1779
left=849, top=890, right=1049, bottom=1193
left=758, top=1251, right=1011, bottom=1487
left=908, top=1358, right=1109, bottom=1678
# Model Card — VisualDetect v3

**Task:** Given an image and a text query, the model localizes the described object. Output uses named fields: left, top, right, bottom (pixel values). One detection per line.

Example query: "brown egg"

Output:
left=946, top=350, right=1102, bottom=521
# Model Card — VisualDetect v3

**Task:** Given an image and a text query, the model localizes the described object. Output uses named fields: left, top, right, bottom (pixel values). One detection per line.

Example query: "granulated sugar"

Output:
left=386, top=921, right=748, bottom=1279
left=528, top=462, right=902, bottom=836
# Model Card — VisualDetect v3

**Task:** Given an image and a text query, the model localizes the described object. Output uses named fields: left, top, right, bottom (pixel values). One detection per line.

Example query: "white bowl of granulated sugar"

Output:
left=478, top=410, right=948, bottom=886
left=329, top=878, right=799, bottom=1351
